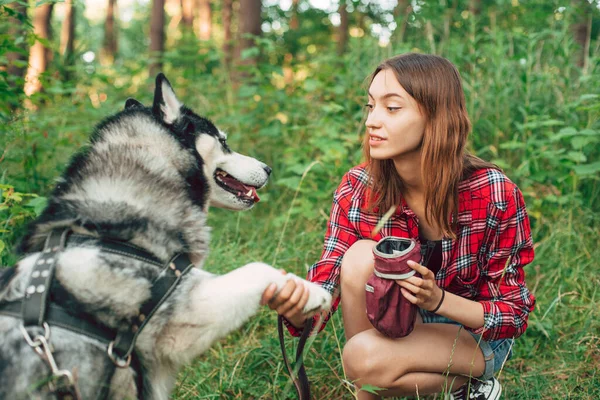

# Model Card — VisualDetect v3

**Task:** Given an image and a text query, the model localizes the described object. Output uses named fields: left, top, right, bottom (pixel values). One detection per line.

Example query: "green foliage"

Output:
left=0, top=184, right=47, bottom=265
left=0, top=2, right=32, bottom=118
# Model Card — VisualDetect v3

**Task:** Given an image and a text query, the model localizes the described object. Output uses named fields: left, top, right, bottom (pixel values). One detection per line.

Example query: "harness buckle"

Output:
left=107, top=341, right=132, bottom=368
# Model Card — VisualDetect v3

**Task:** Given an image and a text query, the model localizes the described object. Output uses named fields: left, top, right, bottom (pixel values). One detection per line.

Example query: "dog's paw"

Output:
left=301, top=280, right=332, bottom=314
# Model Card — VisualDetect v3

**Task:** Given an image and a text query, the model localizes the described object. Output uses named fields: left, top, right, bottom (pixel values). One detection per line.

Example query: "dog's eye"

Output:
left=219, top=138, right=227, bottom=146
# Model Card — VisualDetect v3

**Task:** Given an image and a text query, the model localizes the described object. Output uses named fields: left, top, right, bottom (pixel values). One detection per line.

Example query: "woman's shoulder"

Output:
left=335, top=164, right=370, bottom=200
left=461, top=167, right=521, bottom=212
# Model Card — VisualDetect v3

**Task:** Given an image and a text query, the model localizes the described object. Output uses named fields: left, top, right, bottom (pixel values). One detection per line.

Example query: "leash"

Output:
left=278, top=316, right=313, bottom=400
left=0, top=228, right=194, bottom=399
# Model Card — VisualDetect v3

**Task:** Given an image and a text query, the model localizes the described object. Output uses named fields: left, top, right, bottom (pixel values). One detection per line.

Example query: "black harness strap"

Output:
left=0, top=301, right=115, bottom=344
left=68, top=234, right=164, bottom=268
left=110, top=252, right=194, bottom=364
left=21, top=229, right=68, bottom=326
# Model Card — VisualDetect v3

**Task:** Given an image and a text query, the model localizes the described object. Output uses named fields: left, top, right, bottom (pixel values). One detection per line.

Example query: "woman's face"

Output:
left=365, top=69, right=426, bottom=162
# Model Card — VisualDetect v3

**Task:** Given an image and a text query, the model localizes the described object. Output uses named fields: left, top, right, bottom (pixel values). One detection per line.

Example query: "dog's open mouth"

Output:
left=215, top=169, right=260, bottom=203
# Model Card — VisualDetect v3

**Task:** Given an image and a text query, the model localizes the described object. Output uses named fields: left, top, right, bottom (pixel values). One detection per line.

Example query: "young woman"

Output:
left=261, top=53, right=535, bottom=400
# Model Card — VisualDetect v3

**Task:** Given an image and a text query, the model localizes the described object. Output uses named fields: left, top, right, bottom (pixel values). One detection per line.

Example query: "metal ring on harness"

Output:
left=107, top=341, right=132, bottom=368
left=19, top=322, right=50, bottom=347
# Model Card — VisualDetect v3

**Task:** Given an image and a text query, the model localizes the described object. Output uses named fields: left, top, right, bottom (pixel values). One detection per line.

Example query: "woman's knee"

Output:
left=340, top=240, right=376, bottom=290
left=342, top=330, right=385, bottom=384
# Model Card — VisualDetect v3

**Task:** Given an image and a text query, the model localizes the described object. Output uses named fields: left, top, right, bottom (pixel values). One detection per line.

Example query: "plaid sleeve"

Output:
left=471, top=185, right=536, bottom=341
left=284, top=173, right=360, bottom=336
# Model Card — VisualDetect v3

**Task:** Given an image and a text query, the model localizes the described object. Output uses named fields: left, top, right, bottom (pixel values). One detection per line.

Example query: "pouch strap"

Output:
left=21, top=229, right=69, bottom=327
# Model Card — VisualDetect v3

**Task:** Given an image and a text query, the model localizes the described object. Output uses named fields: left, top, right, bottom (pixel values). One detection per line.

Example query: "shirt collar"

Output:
left=395, top=180, right=473, bottom=226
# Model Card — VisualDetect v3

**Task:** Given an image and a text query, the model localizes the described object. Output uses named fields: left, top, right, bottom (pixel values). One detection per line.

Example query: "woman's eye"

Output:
left=387, top=107, right=401, bottom=112
left=364, top=104, right=374, bottom=111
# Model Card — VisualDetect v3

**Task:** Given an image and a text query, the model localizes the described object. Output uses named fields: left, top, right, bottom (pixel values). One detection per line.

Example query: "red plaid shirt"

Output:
left=287, top=164, right=535, bottom=341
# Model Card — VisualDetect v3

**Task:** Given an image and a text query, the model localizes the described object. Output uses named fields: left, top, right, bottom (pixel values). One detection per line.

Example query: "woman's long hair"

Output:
left=363, top=53, right=497, bottom=239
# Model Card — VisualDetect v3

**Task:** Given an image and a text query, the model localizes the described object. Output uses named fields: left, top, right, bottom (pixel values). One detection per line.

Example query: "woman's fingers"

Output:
left=407, top=260, right=435, bottom=279
left=400, top=287, right=418, bottom=304
left=397, top=280, right=422, bottom=295
left=260, top=283, right=277, bottom=306
left=268, top=279, right=296, bottom=309
left=277, top=281, right=306, bottom=315
left=282, top=285, right=310, bottom=319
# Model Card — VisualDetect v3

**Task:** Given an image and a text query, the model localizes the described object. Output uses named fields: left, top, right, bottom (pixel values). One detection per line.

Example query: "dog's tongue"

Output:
left=238, top=185, right=259, bottom=202
left=222, top=174, right=260, bottom=202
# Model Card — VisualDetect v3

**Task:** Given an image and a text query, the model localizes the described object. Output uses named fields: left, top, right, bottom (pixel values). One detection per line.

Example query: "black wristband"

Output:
left=430, top=288, right=445, bottom=314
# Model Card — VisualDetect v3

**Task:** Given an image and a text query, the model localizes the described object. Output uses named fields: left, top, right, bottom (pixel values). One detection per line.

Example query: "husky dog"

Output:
left=0, top=74, right=331, bottom=399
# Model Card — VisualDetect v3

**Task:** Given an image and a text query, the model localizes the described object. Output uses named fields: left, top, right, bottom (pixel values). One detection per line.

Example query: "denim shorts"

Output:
left=419, top=309, right=514, bottom=380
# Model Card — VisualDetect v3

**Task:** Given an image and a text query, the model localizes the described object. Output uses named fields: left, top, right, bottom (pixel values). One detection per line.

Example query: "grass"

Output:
left=160, top=195, right=598, bottom=399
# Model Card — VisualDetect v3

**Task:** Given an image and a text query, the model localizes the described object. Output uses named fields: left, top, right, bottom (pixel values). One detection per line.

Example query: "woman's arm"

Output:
left=398, top=184, right=536, bottom=340
left=471, top=185, right=536, bottom=340
left=262, top=171, right=362, bottom=336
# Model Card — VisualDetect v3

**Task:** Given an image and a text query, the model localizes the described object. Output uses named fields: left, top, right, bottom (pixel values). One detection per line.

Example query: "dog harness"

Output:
left=0, top=228, right=194, bottom=400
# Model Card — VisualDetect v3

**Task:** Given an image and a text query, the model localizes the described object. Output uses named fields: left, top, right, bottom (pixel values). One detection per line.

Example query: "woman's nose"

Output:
left=365, top=109, right=382, bottom=130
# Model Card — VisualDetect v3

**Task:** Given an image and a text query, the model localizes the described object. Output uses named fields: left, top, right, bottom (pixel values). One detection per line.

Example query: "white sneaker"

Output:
left=446, top=378, right=502, bottom=400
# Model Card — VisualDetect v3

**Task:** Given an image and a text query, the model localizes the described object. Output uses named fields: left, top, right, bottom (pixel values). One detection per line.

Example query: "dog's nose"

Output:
left=263, top=165, right=272, bottom=176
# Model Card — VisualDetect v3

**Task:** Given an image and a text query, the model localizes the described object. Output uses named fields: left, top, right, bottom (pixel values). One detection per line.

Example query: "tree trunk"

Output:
left=235, top=0, right=261, bottom=68
left=290, top=0, right=299, bottom=30
left=24, top=3, right=54, bottom=96
left=60, top=0, right=76, bottom=75
left=467, top=0, right=480, bottom=68
left=392, top=0, right=411, bottom=44
left=337, top=0, right=348, bottom=56
left=222, top=0, right=233, bottom=68
left=469, top=0, right=481, bottom=16
left=196, top=0, right=211, bottom=40
left=572, top=1, right=593, bottom=72
left=102, top=0, right=118, bottom=63
left=149, top=0, right=166, bottom=78
left=5, top=1, right=29, bottom=96
left=181, top=0, right=193, bottom=29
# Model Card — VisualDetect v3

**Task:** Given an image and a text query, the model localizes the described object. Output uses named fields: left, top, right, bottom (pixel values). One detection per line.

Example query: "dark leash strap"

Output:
left=278, top=316, right=313, bottom=400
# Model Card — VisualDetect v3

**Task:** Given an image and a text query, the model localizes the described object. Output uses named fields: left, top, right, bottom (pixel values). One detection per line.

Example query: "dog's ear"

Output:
left=152, top=73, right=182, bottom=124
left=124, top=98, right=143, bottom=110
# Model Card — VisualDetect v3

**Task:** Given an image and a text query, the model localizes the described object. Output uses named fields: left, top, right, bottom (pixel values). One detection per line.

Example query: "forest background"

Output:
left=1, top=0, right=599, bottom=398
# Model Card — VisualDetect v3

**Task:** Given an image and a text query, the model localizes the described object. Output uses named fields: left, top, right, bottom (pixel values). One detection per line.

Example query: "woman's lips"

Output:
left=369, top=135, right=386, bottom=146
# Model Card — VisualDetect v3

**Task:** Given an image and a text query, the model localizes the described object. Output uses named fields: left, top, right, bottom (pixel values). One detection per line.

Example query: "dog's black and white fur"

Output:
left=0, top=75, right=331, bottom=399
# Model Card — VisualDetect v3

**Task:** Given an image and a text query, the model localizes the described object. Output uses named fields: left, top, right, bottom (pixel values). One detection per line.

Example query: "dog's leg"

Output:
left=197, top=262, right=331, bottom=323
left=159, top=263, right=331, bottom=364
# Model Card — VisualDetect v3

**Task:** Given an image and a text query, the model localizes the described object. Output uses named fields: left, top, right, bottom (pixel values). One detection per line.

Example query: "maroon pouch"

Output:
left=365, top=237, right=422, bottom=338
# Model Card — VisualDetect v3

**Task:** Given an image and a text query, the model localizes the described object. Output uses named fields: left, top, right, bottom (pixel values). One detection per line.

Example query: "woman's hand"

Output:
left=396, top=260, right=444, bottom=312
left=260, top=270, right=312, bottom=329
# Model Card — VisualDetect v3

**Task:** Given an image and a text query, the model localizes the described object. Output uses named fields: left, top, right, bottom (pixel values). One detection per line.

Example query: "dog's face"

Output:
left=127, top=74, right=271, bottom=211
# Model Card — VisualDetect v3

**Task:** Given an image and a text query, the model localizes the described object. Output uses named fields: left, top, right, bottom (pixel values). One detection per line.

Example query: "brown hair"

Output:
left=363, top=53, right=498, bottom=238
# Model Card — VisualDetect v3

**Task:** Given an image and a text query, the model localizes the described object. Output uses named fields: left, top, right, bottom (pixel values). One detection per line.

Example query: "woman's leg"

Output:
left=339, top=240, right=486, bottom=399
left=342, top=324, right=486, bottom=397
left=340, top=239, right=377, bottom=341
